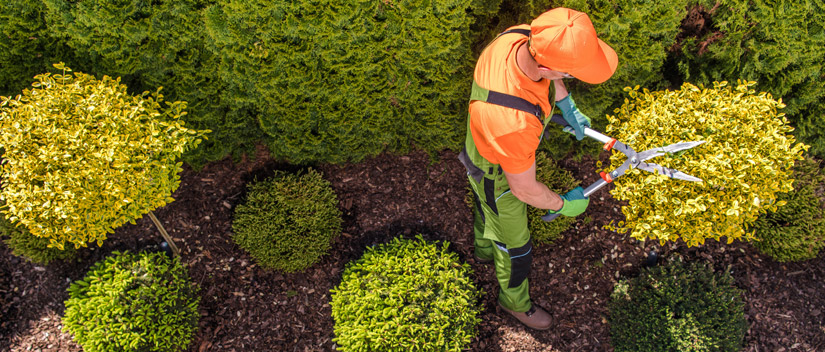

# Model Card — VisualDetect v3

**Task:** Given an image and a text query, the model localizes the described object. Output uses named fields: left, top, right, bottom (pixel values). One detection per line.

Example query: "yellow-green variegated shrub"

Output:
left=0, top=64, right=209, bottom=249
left=605, top=81, right=806, bottom=246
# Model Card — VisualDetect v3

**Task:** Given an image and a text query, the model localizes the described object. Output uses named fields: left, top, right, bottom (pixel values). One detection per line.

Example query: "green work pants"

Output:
left=467, top=168, right=534, bottom=313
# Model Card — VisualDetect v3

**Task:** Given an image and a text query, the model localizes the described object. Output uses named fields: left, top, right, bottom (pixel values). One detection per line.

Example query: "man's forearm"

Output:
left=511, top=180, right=563, bottom=211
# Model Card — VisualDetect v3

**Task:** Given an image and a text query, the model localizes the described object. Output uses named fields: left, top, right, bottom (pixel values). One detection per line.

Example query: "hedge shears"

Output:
left=542, top=114, right=705, bottom=221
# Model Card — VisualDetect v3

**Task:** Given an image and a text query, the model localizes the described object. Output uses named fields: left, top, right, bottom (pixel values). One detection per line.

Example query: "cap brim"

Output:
left=566, top=39, right=618, bottom=84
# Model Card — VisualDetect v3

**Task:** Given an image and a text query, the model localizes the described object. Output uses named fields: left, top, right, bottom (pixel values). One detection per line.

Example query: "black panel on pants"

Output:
left=506, top=241, right=533, bottom=288
left=483, top=177, right=498, bottom=215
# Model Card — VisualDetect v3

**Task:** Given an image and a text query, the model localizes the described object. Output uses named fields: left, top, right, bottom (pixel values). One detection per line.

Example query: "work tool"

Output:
left=543, top=114, right=705, bottom=222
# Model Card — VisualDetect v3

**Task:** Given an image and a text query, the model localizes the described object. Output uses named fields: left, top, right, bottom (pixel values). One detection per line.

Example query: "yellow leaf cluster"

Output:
left=0, top=63, right=209, bottom=249
left=604, top=81, right=806, bottom=247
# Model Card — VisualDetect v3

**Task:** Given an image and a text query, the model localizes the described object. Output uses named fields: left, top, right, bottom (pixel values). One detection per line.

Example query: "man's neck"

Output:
left=516, top=42, right=542, bottom=82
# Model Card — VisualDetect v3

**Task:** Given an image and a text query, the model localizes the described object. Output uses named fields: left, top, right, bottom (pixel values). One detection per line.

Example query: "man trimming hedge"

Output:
left=460, top=7, right=617, bottom=330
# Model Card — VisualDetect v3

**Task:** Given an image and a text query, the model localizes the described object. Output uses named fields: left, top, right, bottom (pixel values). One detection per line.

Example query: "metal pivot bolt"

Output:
left=630, top=157, right=638, bottom=164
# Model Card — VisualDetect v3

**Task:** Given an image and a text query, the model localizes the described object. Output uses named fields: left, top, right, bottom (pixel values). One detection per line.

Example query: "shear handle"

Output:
left=541, top=178, right=610, bottom=222
left=549, top=114, right=615, bottom=145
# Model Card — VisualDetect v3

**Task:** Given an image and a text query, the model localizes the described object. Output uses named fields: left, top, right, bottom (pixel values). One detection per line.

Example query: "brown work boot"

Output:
left=499, top=303, right=552, bottom=330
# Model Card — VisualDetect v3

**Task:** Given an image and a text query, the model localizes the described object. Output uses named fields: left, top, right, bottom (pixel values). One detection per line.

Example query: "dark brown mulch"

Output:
left=1, top=146, right=824, bottom=351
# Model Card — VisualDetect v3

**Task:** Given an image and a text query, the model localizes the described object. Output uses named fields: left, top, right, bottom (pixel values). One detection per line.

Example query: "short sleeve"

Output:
left=492, top=130, right=541, bottom=174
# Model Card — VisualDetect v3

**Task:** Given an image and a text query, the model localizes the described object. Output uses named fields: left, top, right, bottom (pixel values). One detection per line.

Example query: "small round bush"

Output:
left=1, top=211, right=76, bottom=265
left=232, top=169, right=342, bottom=273
left=62, top=251, right=200, bottom=352
left=331, top=236, right=482, bottom=351
left=608, top=259, right=747, bottom=352
left=749, top=157, right=825, bottom=262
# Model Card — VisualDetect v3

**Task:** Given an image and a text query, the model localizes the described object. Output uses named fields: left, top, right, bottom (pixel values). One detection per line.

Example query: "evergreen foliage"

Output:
left=608, top=259, right=747, bottom=352
left=0, top=0, right=81, bottom=96
left=0, top=64, right=209, bottom=248
left=62, top=251, right=200, bottom=352
left=231, top=169, right=342, bottom=273
left=673, top=0, right=825, bottom=156
left=529, top=151, right=579, bottom=245
left=203, top=0, right=476, bottom=164
left=1, top=203, right=76, bottom=265
left=330, top=236, right=482, bottom=351
left=41, top=0, right=261, bottom=168
left=748, top=157, right=825, bottom=262
left=605, top=81, right=806, bottom=246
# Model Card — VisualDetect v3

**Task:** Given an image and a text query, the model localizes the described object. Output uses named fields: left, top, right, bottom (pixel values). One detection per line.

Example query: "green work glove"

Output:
left=546, top=186, right=589, bottom=217
left=557, top=94, right=591, bottom=140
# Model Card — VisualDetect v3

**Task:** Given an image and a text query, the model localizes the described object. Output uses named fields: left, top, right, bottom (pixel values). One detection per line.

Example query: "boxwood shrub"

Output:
left=331, top=236, right=482, bottom=351
left=231, top=169, right=342, bottom=273
left=748, top=157, right=825, bottom=262
left=609, top=259, right=747, bottom=352
left=62, top=251, right=200, bottom=352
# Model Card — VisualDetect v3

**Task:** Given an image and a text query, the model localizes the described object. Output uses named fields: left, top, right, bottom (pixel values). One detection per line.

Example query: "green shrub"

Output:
left=748, top=157, right=825, bottom=262
left=0, top=0, right=81, bottom=95
left=62, top=251, right=200, bottom=352
left=42, top=0, right=253, bottom=168
left=203, top=0, right=475, bottom=164
left=672, top=0, right=825, bottom=156
left=529, top=151, right=579, bottom=244
left=1, top=204, right=76, bottom=265
left=609, top=259, right=747, bottom=352
left=330, top=236, right=482, bottom=351
left=605, top=81, right=807, bottom=246
left=231, top=169, right=342, bottom=273
left=0, top=64, right=209, bottom=248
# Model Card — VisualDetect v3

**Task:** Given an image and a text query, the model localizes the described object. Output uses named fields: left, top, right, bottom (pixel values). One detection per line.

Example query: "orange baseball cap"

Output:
left=528, top=8, right=618, bottom=84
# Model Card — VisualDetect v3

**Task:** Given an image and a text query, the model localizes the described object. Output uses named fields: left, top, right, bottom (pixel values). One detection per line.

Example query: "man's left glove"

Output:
left=557, top=94, right=591, bottom=140
left=546, top=186, right=589, bottom=217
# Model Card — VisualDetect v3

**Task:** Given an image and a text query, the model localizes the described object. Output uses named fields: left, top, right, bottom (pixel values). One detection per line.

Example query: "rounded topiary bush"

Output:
left=231, top=169, right=342, bottom=273
left=608, top=259, right=747, bottom=352
left=748, top=157, right=825, bottom=262
left=62, top=251, right=200, bottom=352
left=331, top=236, right=482, bottom=351
left=1, top=209, right=76, bottom=265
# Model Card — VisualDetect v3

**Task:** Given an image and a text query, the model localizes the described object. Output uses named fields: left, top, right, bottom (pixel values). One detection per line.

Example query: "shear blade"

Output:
left=637, top=162, right=703, bottom=182
left=637, top=141, right=707, bottom=162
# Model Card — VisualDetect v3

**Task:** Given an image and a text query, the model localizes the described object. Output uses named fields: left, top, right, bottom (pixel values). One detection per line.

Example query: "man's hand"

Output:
left=545, top=187, right=589, bottom=217
left=557, top=94, right=591, bottom=140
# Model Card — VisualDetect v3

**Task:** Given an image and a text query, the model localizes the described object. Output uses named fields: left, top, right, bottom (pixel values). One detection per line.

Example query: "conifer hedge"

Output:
left=674, top=0, right=825, bottom=157
left=0, top=0, right=80, bottom=96
left=41, top=0, right=262, bottom=167
left=203, top=0, right=476, bottom=164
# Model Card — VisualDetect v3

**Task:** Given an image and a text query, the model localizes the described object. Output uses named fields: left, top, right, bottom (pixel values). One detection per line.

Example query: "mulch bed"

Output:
left=1, top=146, right=823, bottom=351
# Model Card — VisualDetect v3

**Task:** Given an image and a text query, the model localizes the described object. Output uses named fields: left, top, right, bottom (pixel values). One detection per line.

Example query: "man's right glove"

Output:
left=557, top=94, right=591, bottom=140
left=546, top=186, right=589, bottom=217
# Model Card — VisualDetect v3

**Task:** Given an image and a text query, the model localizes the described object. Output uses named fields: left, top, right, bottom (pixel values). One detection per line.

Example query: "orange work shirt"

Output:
left=469, top=25, right=553, bottom=174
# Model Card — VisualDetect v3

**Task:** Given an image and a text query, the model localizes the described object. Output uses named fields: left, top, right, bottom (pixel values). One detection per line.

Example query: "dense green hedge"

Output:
left=3, top=1, right=825, bottom=165
left=40, top=0, right=262, bottom=168
left=0, top=0, right=82, bottom=96
left=203, top=0, right=475, bottom=164
left=673, top=0, right=825, bottom=156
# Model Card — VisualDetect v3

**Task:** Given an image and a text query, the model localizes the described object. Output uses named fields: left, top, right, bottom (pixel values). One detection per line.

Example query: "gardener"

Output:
left=459, top=7, right=617, bottom=330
